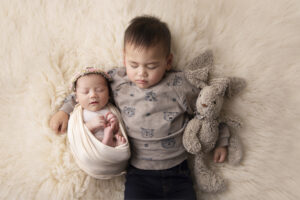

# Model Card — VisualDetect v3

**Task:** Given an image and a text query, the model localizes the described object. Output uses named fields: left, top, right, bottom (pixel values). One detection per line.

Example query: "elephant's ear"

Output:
left=209, top=77, right=246, bottom=98
left=187, top=49, right=214, bottom=71
left=225, top=77, right=247, bottom=98
left=185, top=67, right=209, bottom=88
left=184, top=49, right=214, bottom=88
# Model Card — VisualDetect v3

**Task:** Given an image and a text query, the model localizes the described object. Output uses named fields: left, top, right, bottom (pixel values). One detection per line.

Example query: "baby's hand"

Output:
left=105, top=112, right=119, bottom=132
left=213, top=146, right=228, bottom=163
left=85, top=115, right=106, bottom=133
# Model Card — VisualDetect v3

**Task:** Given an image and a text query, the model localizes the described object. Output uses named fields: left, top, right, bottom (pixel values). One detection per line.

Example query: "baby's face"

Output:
left=75, top=74, right=109, bottom=112
left=124, top=43, right=172, bottom=89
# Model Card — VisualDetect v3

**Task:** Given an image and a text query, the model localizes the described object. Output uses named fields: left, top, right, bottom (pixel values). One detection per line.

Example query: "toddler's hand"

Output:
left=214, top=146, right=227, bottom=163
left=49, top=110, right=69, bottom=134
left=85, top=115, right=106, bottom=133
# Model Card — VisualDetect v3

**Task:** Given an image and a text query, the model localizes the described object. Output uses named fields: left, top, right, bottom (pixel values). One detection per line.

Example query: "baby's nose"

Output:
left=89, top=90, right=97, bottom=97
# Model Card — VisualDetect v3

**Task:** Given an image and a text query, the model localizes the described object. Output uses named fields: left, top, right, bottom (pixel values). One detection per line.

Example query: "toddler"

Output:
left=67, top=67, right=130, bottom=179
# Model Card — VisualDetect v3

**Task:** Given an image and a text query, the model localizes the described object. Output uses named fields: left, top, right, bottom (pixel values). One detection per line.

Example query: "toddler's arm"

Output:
left=216, top=123, right=230, bottom=147
left=49, top=110, right=69, bottom=134
left=214, top=147, right=227, bottom=163
left=214, top=123, right=230, bottom=163
left=60, top=94, right=77, bottom=114
left=49, top=94, right=76, bottom=134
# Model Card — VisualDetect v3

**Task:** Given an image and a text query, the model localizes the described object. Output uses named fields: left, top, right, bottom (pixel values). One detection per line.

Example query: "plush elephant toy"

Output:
left=183, top=51, right=246, bottom=193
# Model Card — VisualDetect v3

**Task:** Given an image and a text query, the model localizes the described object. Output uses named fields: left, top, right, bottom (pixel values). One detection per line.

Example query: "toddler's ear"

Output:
left=166, top=53, right=173, bottom=70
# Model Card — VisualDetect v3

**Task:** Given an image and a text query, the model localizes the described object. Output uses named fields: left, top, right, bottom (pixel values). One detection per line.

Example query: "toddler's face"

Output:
left=75, top=74, right=109, bottom=112
left=124, top=43, right=172, bottom=89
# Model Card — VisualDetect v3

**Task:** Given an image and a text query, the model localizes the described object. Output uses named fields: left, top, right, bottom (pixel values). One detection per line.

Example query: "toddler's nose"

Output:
left=138, top=66, right=148, bottom=77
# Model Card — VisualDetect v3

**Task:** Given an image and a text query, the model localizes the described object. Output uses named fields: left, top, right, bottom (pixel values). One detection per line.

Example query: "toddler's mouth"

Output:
left=136, top=80, right=147, bottom=84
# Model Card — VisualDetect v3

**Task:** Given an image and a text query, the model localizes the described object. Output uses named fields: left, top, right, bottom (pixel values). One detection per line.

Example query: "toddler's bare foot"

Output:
left=102, top=126, right=114, bottom=147
left=115, top=134, right=126, bottom=146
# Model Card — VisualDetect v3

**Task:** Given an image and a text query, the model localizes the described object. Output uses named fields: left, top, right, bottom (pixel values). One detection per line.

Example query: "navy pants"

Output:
left=124, top=160, right=197, bottom=200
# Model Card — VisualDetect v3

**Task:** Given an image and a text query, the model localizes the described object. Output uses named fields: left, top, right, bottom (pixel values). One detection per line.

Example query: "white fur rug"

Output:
left=1, top=0, right=300, bottom=199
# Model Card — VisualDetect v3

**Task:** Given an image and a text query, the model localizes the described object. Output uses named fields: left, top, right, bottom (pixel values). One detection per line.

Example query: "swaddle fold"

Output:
left=67, top=103, right=130, bottom=179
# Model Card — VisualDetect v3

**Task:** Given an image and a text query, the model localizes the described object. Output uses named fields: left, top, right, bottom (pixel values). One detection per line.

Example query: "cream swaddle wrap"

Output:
left=67, top=103, right=130, bottom=179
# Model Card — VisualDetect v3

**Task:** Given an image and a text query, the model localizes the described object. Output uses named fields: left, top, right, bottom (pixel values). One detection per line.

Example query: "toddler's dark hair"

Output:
left=124, top=15, right=171, bottom=56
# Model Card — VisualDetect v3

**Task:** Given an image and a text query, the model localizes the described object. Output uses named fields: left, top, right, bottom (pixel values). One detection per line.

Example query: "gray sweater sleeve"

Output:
left=59, top=94, right=76, bottom=114
left=216, top=122, right=230, bottom=147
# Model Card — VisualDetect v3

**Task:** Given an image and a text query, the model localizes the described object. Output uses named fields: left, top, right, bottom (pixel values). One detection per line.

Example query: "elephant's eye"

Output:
left=213, top=101, right=217, bottom=104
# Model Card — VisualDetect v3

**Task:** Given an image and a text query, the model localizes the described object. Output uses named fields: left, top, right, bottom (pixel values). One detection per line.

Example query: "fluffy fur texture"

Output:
left=0, top=0, right=300, bottom=199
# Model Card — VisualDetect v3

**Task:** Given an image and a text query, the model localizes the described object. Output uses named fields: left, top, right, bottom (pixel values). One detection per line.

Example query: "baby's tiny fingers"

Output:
left=105, top=112, right=113, bottom=118
left=110, top=118, right=117, bottom=123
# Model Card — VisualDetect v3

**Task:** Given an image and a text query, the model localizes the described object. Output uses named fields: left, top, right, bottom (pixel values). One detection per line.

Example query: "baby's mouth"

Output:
left=90, top=101, right=99, bottom=104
